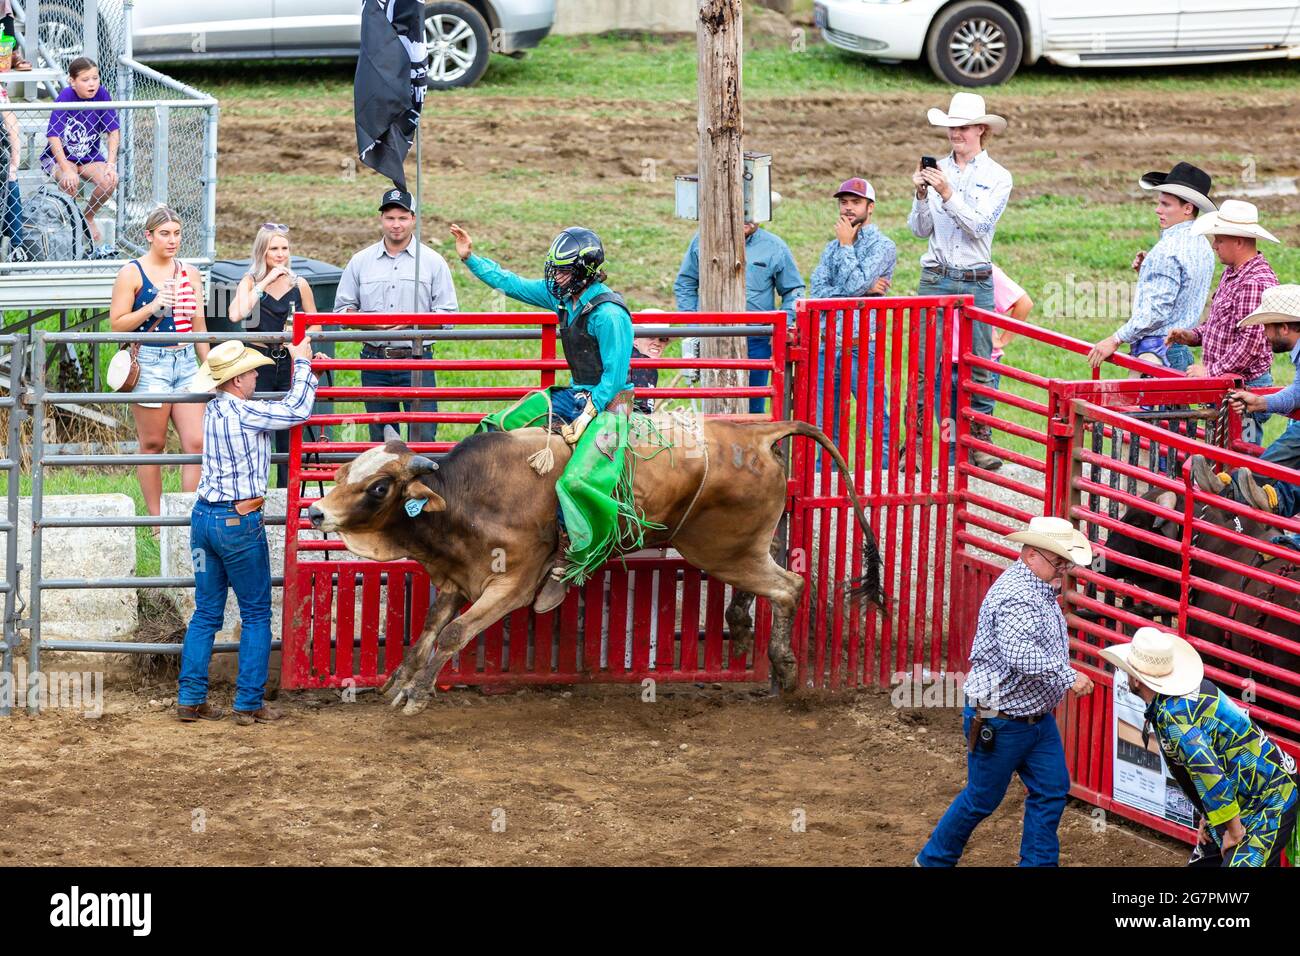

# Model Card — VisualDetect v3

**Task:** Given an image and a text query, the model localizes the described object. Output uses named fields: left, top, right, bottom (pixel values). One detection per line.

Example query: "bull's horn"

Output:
left=383, top=425, right=402, bottom=443
left=408, top=455, right=440, bottom=474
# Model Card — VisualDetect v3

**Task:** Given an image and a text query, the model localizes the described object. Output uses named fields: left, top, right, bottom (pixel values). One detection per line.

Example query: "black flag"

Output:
left=354, top=0, right=427, bottom=190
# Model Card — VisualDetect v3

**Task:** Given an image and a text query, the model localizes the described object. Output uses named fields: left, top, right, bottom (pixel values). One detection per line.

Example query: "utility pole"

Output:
left=697, top=0, right=746, bottom=415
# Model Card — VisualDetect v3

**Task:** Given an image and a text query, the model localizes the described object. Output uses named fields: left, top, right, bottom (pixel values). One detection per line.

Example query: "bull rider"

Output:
left=449, top=223, right=651, bottom=612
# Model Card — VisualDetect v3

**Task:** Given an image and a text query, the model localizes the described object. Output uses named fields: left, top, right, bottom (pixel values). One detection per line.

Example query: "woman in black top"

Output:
left=229, top=223, right=320, bottom=487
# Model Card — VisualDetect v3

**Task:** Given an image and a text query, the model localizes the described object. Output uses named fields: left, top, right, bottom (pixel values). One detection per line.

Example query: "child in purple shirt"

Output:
left=42, top=57, right=119, bottom=247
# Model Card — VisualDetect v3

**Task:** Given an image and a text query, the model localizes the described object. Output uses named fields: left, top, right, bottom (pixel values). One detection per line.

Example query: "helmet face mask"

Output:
left=545, top=227, right=605, bottom=300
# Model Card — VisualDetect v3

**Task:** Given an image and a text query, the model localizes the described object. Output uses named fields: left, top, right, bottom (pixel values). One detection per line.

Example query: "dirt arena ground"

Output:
left=2, top=681, right=1183, bottom=866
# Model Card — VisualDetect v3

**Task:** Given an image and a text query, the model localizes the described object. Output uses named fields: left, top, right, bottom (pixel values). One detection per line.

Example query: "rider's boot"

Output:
left=533, top=532, right=573, bottom=614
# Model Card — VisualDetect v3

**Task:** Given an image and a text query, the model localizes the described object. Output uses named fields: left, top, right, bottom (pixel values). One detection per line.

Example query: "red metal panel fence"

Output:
left=281, top=309, right=786, bottom=690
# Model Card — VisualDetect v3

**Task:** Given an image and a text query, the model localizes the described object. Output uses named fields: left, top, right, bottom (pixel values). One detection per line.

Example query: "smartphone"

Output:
left=920, top=155, right=938, bottom=170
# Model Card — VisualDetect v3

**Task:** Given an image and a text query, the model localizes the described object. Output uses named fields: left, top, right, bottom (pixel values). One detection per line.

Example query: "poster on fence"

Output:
left=1112, top=678, right=1196, bottom=828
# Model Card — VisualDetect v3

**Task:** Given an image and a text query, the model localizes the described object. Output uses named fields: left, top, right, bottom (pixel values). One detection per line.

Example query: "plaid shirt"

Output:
left=963, top=560, right=1076, bottom=717
left=1185, top=253, right=1277, bottom=379
left=1113, top=220, right=1215, bottom=345
left=197, top=359, right=318, bottom=502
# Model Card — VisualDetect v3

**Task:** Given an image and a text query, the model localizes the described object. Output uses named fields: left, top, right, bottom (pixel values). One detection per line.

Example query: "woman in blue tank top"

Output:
left=109, top=206, right=209, bottom=518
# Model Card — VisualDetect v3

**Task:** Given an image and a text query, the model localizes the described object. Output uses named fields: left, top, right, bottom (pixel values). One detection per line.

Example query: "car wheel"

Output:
left=925, top=1, right=1023, bottom=87
left=36, top=2, right=117, bottom=76
left=424, top=1, right=491, bottom=91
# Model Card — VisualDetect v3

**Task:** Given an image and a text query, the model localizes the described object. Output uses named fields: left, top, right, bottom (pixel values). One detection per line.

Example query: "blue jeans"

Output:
left=361, top=346, right=437, bottom=443
left=1, top=179, right=26, bottom=251
left=917, top=706, right=1071, bottom=866
left=1165, top=342, right=1194, bottom=372
left=747, top=335, right=772, bottom=416
left=178, top=499, right=274, bottom=712
left=916, top=271, right=996, bottom=462
left=1241, top=371, right=1272, bottom=445
left=1263, top=417, right=1300, bottom=517
left=814, top=336, right=892, bottom=463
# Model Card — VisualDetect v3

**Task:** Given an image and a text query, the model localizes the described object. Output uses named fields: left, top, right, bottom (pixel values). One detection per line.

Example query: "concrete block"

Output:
left=1, top=494, right=138, bottom=641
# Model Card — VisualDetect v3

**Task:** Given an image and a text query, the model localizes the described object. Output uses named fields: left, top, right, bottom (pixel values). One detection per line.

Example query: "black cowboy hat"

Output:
left=1139, top=161, right=1215, bottom=213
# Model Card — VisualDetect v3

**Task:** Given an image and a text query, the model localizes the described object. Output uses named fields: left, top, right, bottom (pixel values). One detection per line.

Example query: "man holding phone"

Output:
left=907, top=92, right=1012, bottom=472
left=809, top=176, right=896, bottom=463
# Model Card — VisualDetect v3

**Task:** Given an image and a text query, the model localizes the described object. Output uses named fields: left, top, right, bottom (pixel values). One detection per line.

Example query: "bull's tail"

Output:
left=758, top=420, right=886, bottom=612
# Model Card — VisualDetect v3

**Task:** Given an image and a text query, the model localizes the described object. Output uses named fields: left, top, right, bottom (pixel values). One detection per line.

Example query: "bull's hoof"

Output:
left=728, top=625, right=755, bottom=657
left=401, top=690, right=431, bottom=716
left=379, top=670, right=402, bottom=699
left=770, top=655, right=797, bottom=694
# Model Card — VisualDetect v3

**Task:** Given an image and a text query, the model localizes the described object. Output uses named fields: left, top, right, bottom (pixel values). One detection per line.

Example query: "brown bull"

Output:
left=308, top=415, right=884, bottom=714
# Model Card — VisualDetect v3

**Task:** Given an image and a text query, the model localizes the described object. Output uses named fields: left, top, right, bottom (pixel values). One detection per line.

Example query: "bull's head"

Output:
left=307, top=426, right=443, bottom=560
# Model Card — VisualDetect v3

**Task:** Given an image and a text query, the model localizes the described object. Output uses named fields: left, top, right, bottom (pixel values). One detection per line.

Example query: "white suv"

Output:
left=814, top=0, right=1300, bottom=86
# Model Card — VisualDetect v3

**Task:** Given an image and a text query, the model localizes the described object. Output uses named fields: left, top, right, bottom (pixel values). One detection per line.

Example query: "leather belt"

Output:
left=928, top=265, right=992, bottom=282
left=990, top=710, right=1048, bottom=724
left=362, top=345, right=428, bottom=359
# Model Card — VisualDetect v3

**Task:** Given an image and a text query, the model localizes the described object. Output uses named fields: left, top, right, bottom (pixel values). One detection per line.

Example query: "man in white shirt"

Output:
left=907, top=92, right=1012, bottom=472
left=335, top=189, right=458, bottom=444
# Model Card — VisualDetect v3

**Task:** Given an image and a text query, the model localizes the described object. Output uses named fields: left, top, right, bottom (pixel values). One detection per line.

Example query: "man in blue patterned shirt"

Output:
left=176, top=338, right=318, bottom=726
left=1102, top=627, right=1298, bottom=867
left=809, top=177, right=896, bottom=463
left=917, top=516, right=1095, bottom=866
left=1088, top=162, right=1216, bottom=372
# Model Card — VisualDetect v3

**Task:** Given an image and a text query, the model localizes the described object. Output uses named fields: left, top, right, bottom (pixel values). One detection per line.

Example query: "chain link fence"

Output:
left=0, top=3, right=215, bottom=305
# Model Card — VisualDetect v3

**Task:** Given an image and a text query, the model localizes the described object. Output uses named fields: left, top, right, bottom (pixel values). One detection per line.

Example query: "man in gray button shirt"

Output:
left=335, top=189, right=458, bottom=443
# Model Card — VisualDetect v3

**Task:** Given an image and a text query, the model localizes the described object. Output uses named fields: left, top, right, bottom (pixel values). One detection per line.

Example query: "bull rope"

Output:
left=664, top=408, right=709, bottom=542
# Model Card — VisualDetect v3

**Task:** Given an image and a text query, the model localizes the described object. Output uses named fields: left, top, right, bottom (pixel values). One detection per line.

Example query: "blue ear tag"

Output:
left=405, top=498, right=427, bottom=518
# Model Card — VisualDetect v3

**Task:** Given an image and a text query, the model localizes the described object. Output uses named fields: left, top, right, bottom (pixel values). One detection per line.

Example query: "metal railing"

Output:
left=0, top=335, right=27, bottom=716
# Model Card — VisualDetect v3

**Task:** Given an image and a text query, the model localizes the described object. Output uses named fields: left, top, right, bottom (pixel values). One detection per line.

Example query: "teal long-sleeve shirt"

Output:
left=464, top=253, right=634, bottom=412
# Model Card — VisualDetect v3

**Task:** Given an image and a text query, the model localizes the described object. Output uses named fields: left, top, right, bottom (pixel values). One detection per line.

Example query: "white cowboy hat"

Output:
left=1100, top=627, right=1204, bottom=697
left=1192, top=199, right=1279, bottom=243
left=1004, top=515, right=1093, bottom=566
left=192, top=340, right=273, bottom=392
left=1238, top=284, right=1300, bottom=328
left=927, top=92, right=1007, bottom=135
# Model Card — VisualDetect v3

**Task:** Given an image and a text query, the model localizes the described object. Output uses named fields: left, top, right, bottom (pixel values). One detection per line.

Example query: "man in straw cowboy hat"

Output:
left=1101, top=627, right=1298, bottom=866
left=176, top=337, right=318, bottom=726
left=1088, top=162, right=1216, bottom=373
left=907, top=92, right=1011, bottom=473
left=1209, top=286, right=1300, bottom=515
left=916, top=516, right=1095, bottom=866
left=1166, top=199, right=1280, bottom=442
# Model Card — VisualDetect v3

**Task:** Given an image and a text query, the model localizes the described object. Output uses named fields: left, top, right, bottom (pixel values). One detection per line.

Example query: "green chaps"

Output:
left=477, top=388, right=659, bottom=583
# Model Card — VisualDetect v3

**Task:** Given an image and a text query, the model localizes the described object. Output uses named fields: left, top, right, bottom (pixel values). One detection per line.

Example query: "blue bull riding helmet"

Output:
left=544, top=227, right=606, bottom=300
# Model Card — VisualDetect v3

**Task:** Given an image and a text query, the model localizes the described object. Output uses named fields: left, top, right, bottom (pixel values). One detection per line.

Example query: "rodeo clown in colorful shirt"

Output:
left=450, top=222, right=649, bottom=611
left=1102, top=627, right=1299, bottom=867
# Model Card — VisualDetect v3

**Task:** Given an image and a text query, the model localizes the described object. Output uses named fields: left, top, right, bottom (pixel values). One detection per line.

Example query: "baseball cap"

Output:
left=379, top=188, right=415, bottom=213
left=833, top=178, right=875, bottom=202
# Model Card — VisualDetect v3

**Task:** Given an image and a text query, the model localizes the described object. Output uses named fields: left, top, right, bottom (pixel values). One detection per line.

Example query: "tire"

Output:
left=423, top=1, right=492, bottom=91
left=36, top=2, right=118, bottom=76
left=925, top=1, right=1023, bottom=87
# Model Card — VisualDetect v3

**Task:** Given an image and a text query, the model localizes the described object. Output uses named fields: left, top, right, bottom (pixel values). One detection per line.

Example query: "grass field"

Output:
left=5, top=19, right=1300, bottom=576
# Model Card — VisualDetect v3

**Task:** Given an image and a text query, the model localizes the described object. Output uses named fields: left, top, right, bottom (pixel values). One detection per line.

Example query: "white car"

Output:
left=814, top=0, right=1300, bottom=86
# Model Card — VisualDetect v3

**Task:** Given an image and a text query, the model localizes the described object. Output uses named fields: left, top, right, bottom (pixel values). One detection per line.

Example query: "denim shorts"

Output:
left=133, top=344, right=197, bottom=409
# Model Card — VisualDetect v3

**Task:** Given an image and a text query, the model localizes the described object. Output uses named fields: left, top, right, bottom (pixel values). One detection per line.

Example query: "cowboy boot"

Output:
left=1188, top=454, right=1230, bottom=496
left=1230, top=468, right=1276, bottom=513
left=533, top=532, right=572, bottom=614
left=969, top=422, right=1003, bottom=471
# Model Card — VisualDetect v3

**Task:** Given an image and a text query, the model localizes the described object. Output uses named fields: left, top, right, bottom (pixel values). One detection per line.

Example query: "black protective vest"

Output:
left=559, top=291, right=629, bottom=388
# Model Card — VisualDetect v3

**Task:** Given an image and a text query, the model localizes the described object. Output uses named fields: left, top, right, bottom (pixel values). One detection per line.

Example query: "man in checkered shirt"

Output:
left=916, top=517, right=1095, bottom=866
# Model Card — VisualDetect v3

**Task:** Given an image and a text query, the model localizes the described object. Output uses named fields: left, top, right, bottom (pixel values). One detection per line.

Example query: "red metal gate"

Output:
left=281, top=309, right=787, bottom=690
